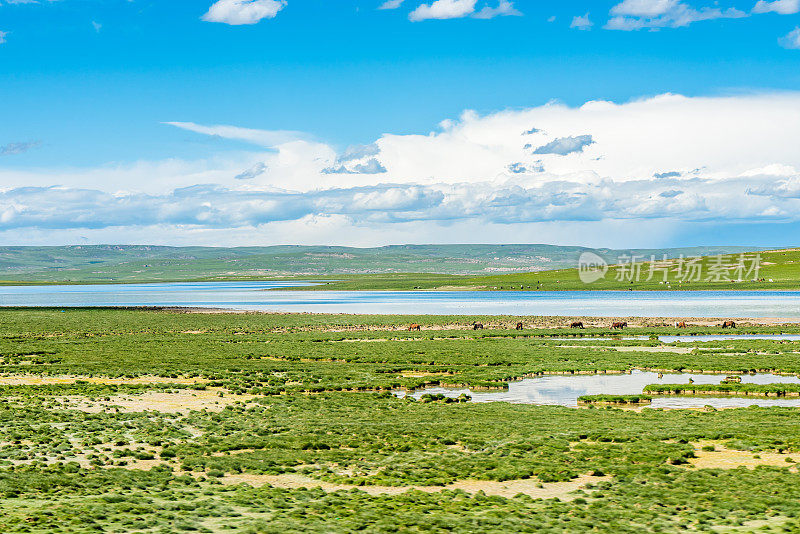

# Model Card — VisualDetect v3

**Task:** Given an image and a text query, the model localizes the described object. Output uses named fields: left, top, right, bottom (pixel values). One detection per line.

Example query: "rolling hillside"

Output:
left=0, top=244, right=766, bottom=283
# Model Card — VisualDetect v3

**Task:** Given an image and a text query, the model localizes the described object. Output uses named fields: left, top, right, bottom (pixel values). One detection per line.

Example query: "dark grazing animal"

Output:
left=515, top=322, right=524, bottom=330
left=676, top=321, right=687, bottom=329
left=473, top=322, right=484, bottom=330
left=408, top=324, right=421, bottom=331
left=570, top=321, right=584, bottom=329
left=721, top=320, right=736, bottom=329
left=611, top=321, right=628, bottom=330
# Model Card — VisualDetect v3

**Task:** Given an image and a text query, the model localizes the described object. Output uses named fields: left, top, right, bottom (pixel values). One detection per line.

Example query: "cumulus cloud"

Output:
left=748, top=176, right=800, bottom=198
left=506, top=162, right=535, bottom=174
left=606, top=0, right=746, bottom=30
left=409, top=0, right=477, bottom=21
left=322, top=143, right=387, bottom=174
left=0, top=31, right=8, bottom=45
left=235, top=162, right=267, bottom=180
left=780, top=27, right=800, bottom=48
left=202, top=0, right=286, bottom=25
left=322, top=158, right=387, bottom=175
left=0, top=141, right=41, bottom=156
left=6, top=93, right=800, bottom=242
left=5, top=172, right=796, bottom=233
left=532, top=135, right=594, bottom=155
left=659, top=189, right=683, bottom=197
left=753, top=0, right=800, bottom=14
left=570, top=13, right=593, bottom=30
left=409, top=0, right=518, bottom=21
left=473, top=0, right=521, bottom=19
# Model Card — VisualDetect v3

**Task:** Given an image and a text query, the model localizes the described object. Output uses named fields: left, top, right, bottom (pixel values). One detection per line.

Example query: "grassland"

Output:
left=0, top=244, right=765, bottom=284
left=305, top=248, right=800, bottom=291
left=3, top=308, right=800, bottom=532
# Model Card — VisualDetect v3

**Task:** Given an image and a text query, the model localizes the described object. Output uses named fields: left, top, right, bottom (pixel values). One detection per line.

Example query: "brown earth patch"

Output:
left=60, top=388, right=255, bottom=414
left=689, top=441, right=800, bottom=470
left=218, top=472, right=608, bottom=500
left=0, top=374, right=207, bottom=386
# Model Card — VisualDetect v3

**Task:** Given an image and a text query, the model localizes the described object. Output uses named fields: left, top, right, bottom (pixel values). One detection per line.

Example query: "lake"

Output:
left=0, top=281, right=799, bottom=317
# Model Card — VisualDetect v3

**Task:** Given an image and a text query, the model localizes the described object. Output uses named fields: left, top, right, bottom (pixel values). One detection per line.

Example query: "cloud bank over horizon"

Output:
left=3, top=92, right=800, bottom=247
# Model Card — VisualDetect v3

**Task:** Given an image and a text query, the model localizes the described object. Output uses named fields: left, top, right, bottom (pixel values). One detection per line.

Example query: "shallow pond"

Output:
left=393, top=370, right=800, bottom=409
left=552, top=334, right=800, bottom=342
left=658, top=334, right=800, bottom=342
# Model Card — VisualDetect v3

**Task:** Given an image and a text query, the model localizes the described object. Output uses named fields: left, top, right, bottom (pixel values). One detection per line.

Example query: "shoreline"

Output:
left=2, top=306, right=800, bottom=324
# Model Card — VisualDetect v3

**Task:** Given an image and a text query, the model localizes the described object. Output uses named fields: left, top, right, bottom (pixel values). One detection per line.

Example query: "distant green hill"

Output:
left=308, top=248, right=800, bottom=291
left=0, top=244, right=770, bottom=284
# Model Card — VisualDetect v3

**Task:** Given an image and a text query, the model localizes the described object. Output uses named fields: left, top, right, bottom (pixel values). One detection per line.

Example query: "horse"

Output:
left=676, top=321, right=687, bottom=329
left=721, top=321, right=736, bottom=329
left=611, top=321, right=628, bottom=330
left=515, top=322, right=524, bottom=330
left=570, top=321, right=584, bottom=329
left=408, top=324, right=421, bottom=331
left=472, top=322, right=484, bottom=330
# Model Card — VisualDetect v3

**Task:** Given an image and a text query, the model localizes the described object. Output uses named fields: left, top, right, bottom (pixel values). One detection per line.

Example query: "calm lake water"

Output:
left=394, top=370, right=800, bottom=409
left=1, top=281, right=799, bottom=317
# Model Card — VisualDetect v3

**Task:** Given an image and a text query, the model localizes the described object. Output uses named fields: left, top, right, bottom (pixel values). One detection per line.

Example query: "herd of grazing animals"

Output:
left=406, top=320, right=738, bottom=331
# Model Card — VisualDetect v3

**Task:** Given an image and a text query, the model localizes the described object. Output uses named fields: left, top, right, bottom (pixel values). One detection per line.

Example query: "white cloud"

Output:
left=780, top=26, right=800, bottom=48
left=473, top=0, right=521, bottom=19
left=753, top=0, right=800, bottom=14
left=378, top=0, right=405, bottom=9
left=611, top=0, right=680, bottom=17
left=0, top=141, right=41, bottom=156
left=408, top=0, right=517, bottom=21
left=532, top=135, right=594, bottom=155
left=0, top=31, right=8, bottom=45
left=5, top=93, right=800, bottom=244
left=165, top=121, right=306, bottom=147
left=570, top=13, right=593, bottom=30
left=606, top=0, right=746, bottom=30
left=409, top=0, right=477, bottom=21
left=235, top=162, right=268, bottom=180
left=202, top=0, right=286, bottom=25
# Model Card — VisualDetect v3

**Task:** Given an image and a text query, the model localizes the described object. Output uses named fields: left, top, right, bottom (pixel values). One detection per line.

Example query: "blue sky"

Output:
left=1, top=0, right=800, bottom=247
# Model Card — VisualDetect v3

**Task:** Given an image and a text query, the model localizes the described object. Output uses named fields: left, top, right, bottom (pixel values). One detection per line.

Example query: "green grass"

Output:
left=0, top=244, right=770, bottom=286
left=305, top=248, right=800, bottom=291
left=3, top=308, right=800, bottom=532
left=577, top=394, right=653, bottom=405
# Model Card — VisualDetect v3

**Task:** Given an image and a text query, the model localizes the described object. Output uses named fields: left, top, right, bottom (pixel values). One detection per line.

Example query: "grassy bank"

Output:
left=645, top=383, right=800, bottom=397
left=300, top=248, right=800, bottom=291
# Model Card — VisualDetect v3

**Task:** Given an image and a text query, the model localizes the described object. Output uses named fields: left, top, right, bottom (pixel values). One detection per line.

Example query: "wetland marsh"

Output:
left=4, top=308, right=800, bottom=532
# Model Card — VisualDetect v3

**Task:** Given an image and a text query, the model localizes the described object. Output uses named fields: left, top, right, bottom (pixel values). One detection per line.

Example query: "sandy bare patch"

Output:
left=689, top=441, right=799, bottom=470
left=426, top=286, right=488, bottom=291
left=614, top=346, right=694, bottom=354
left=61, top=388, right=255, bottom=414
left=219, top=472, right=607, bottom=500
left=0, top=374, right=207, bottom=386
left=399, top=371, right=454, bottom=378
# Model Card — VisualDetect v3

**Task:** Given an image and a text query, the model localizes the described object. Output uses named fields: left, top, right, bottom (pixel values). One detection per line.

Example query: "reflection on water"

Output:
left=658, top=334, right=800, bottom=342
left=0, top=282, right=800, bottom=317
left=393, top=370, right=800, bottom=409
